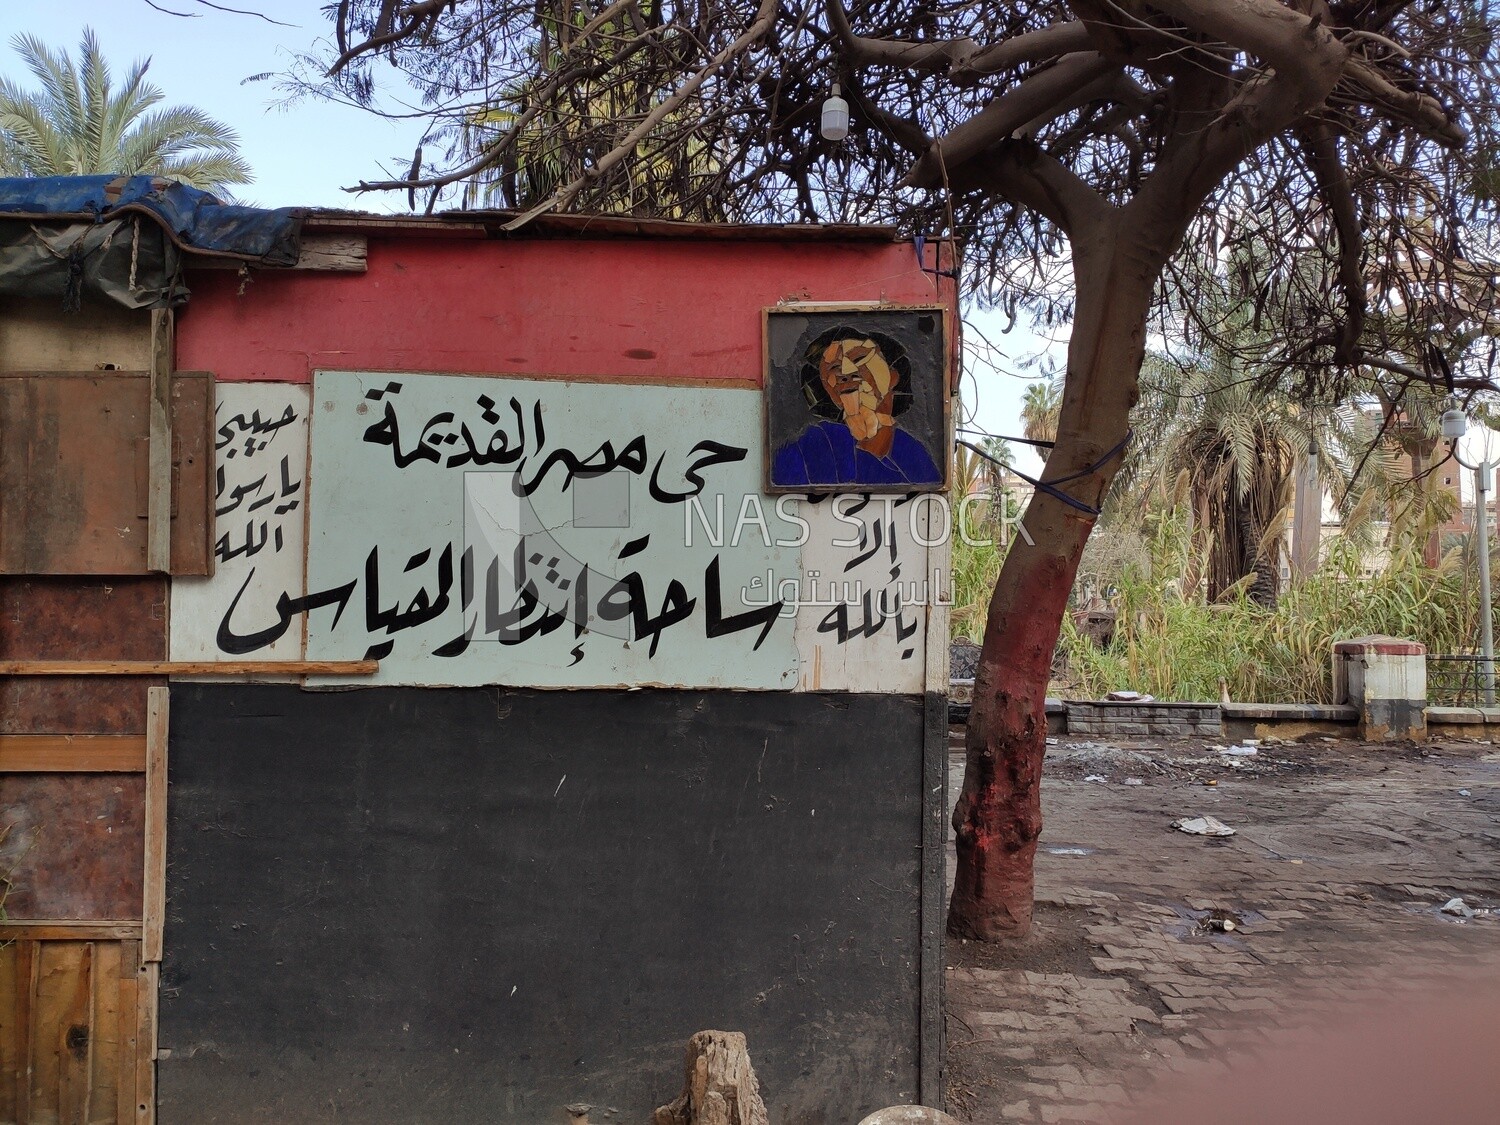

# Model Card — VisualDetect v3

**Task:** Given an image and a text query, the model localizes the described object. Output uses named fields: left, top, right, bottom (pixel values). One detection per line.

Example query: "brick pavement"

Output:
left=942, top=734, right=1500, bottom=1123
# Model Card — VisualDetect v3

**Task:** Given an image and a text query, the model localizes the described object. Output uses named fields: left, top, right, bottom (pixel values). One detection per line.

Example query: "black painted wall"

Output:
left=161, top=685, right=931, bottom=1124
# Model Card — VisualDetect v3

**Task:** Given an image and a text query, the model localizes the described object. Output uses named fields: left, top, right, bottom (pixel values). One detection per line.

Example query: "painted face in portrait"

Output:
left=818, top=336, right=901, bottom=449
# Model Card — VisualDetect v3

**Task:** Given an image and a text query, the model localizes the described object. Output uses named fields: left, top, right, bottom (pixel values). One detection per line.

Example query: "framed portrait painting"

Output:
left=764, top=305, right=949, bottom=493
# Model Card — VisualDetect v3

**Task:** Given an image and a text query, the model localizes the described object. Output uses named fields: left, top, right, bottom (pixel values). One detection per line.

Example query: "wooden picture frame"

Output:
left=763, top=305, right=950, bottom=493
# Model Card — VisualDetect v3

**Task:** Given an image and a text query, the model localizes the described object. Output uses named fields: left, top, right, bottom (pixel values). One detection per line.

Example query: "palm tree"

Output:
left=1020, top=381, right=1061, bottom=446
left=0, top=29, right=251, bottom=196
left=1128, top=325, right=1376, bottom=607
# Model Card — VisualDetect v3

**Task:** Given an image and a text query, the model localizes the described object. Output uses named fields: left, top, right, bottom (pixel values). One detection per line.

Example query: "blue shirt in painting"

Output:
left=772, top=420, right=942, bottom=488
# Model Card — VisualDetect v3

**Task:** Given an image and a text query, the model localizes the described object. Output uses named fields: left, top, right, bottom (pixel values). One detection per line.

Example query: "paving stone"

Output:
left=944, top=732, right=1500, bottom=1123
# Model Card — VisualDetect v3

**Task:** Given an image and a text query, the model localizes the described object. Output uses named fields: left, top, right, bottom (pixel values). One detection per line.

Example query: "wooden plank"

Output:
left=87, top=942, right=121, bottom=1125
left=147, top=311, right=174, bottom=574
left=143, top=688, right=168, bottom=965
left=32, top=941, right=89, bottom=1122
left=0, top=576, right=167, bottom=739
left=16, top=940, right=38, bottom=1125
left=0, top=941, right=17, bottom=1122
left=134, top=962, right=158, bottom=1125
left=191, top=232, right=368, bottom=273
left=169, top=372, right=216, bottom=577
left=919, top=498, right=951, bottom=1109
left=0, top=922, right=144, bottom=942
left=0, top=735, right=147, bottom=773
left=0, top=660, right=378, bottom=676
left=117, top=943, right=139, bottom=1125
left=56, top=942, right=94, bottom=1125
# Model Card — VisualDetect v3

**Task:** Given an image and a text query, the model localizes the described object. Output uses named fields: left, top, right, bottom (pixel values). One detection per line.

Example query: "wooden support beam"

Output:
left=190, top=233, right=369, bottom=272
left=0, top=735, right=146, bottom=772
left=0, top=660, right=378, bottom=676
left=146, top=309, right=174, bottom=574
left=0, top=921, right=145, bottom=941
left=134, top=961, right=158, bottom=1124
left=143, top=687, right=168, bottom=966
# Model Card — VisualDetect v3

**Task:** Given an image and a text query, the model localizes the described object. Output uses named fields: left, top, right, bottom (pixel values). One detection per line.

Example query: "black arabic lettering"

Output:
left=215, top=567, right=357, bottom=655
left=596, top=571, right=695, bottom=658
left=703, top=555, right=781, bottom=651
left=649, top=441, right=748, bottom=504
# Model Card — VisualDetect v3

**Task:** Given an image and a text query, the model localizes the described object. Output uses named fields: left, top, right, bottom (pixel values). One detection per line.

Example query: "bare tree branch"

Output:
left=904, top=52, right=1120, bottom=188
left=950, top=137, right=1108, bottom=235
left=1297, top=122, right=1365, bottom=362
left=498, top=0, right=778, bottom=231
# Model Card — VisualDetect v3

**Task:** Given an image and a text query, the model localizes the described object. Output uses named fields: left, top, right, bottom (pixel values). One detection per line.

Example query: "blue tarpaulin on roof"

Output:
left=0, top=174, right=305, bottom=264
left=0, top=175, right=308, bottom=309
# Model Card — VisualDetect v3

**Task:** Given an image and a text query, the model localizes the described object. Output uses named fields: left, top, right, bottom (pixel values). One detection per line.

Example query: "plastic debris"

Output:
left=1458, top=788, right=1472, bottom=797
left=1084, top=774, right=1109, bottom=783
left=1173, top=815, right=1236, bottom=837
left=1123, top=777, right=1144, bottom=786
left=1222, top=745, right=1259, bottom=757
left=1441, top=897, right=1475, bottom=919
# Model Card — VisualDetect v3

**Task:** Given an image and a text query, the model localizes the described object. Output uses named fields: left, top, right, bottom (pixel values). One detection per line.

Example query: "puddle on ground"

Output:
left=1162, top=902, right=1268, bottom=948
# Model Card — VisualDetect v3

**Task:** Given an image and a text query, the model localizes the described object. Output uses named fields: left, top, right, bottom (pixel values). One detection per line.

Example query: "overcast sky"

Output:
left=0, top=0, right=1059, bottom=474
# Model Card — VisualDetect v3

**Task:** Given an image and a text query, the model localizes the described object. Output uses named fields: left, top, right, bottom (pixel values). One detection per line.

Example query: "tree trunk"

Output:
left=948, top=220, right=1159, bottom=940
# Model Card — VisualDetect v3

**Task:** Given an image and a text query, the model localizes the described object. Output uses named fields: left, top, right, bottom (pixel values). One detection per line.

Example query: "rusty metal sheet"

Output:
left=0, top=372, right=213, bottom=575
left=0, top=773, right=144, bottom=919
left=0, top=577, right=166, bottom=733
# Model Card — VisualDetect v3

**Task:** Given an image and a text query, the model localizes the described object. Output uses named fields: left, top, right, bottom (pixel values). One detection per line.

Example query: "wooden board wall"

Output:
left=0, top=938, right=147, bottom=1125
left=0, top=298, right=153, bottom=374
left=0, top=569, right=161, bottom=1120
left=0, top=373, right=213, bottom=576
left=0, top=578, right=165, bottom=738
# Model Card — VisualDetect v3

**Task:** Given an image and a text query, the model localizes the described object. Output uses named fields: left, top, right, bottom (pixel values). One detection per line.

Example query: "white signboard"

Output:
left=296, top=372, right=802, bottom=688
left=170, top=383, right=309, bottom=662
left=793, top=497, right=942, bottom=694
left=171, top=373, right=941, bottom=691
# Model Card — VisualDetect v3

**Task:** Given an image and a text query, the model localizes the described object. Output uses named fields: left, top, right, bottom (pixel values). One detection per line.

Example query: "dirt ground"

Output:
left=942, top=731, right=1500, bottom=1124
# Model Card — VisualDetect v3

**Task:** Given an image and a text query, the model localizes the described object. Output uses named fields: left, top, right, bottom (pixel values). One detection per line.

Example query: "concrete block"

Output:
left=1333, top=635, right=1426, bottom=741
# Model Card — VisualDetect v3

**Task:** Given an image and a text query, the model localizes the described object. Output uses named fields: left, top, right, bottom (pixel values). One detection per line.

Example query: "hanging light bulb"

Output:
left=821, top=80, right=850, bottom=141
left=1442, top=406, right=1469, bottom=441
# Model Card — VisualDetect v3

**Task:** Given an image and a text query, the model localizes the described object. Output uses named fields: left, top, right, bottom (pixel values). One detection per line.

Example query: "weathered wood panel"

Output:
left=0, top=578, right=165, bottom=736
left=0, top=775, right=145, bottom=920
left=0, top=939, right=139, bottom=1124
left=0, top=298, right=152, bottom=374
left=162, top=684, right=929, bottom=1124
left=0, top=373, right=213, bottom=575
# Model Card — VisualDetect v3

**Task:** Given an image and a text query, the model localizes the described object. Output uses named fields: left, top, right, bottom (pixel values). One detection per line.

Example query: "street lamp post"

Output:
left=1444, top=407, right=1495, bottom=705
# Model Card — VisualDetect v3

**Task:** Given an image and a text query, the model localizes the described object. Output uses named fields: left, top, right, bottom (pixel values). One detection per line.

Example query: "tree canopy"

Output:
left=309, top=1, right=1497, bottom=380
left=302, top=0, right=1500, bottom=939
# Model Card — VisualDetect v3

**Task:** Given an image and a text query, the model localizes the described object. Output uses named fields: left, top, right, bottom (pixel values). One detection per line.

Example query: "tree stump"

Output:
left=856, top=1107, right=963, bottom=1125
left=652, top=1030, right=769, bottom=1125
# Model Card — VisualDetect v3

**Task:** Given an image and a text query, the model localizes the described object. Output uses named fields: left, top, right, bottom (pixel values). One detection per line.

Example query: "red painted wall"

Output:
left=178, top=235, right=955, bottom=383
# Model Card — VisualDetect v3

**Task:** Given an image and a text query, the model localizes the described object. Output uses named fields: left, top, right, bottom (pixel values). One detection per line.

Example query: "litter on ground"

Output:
left=1173, top=815, right=1237, bottom=837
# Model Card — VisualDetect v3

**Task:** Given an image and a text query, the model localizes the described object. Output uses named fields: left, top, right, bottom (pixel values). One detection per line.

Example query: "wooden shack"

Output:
left=0, top=178, right=956, bottom=1123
